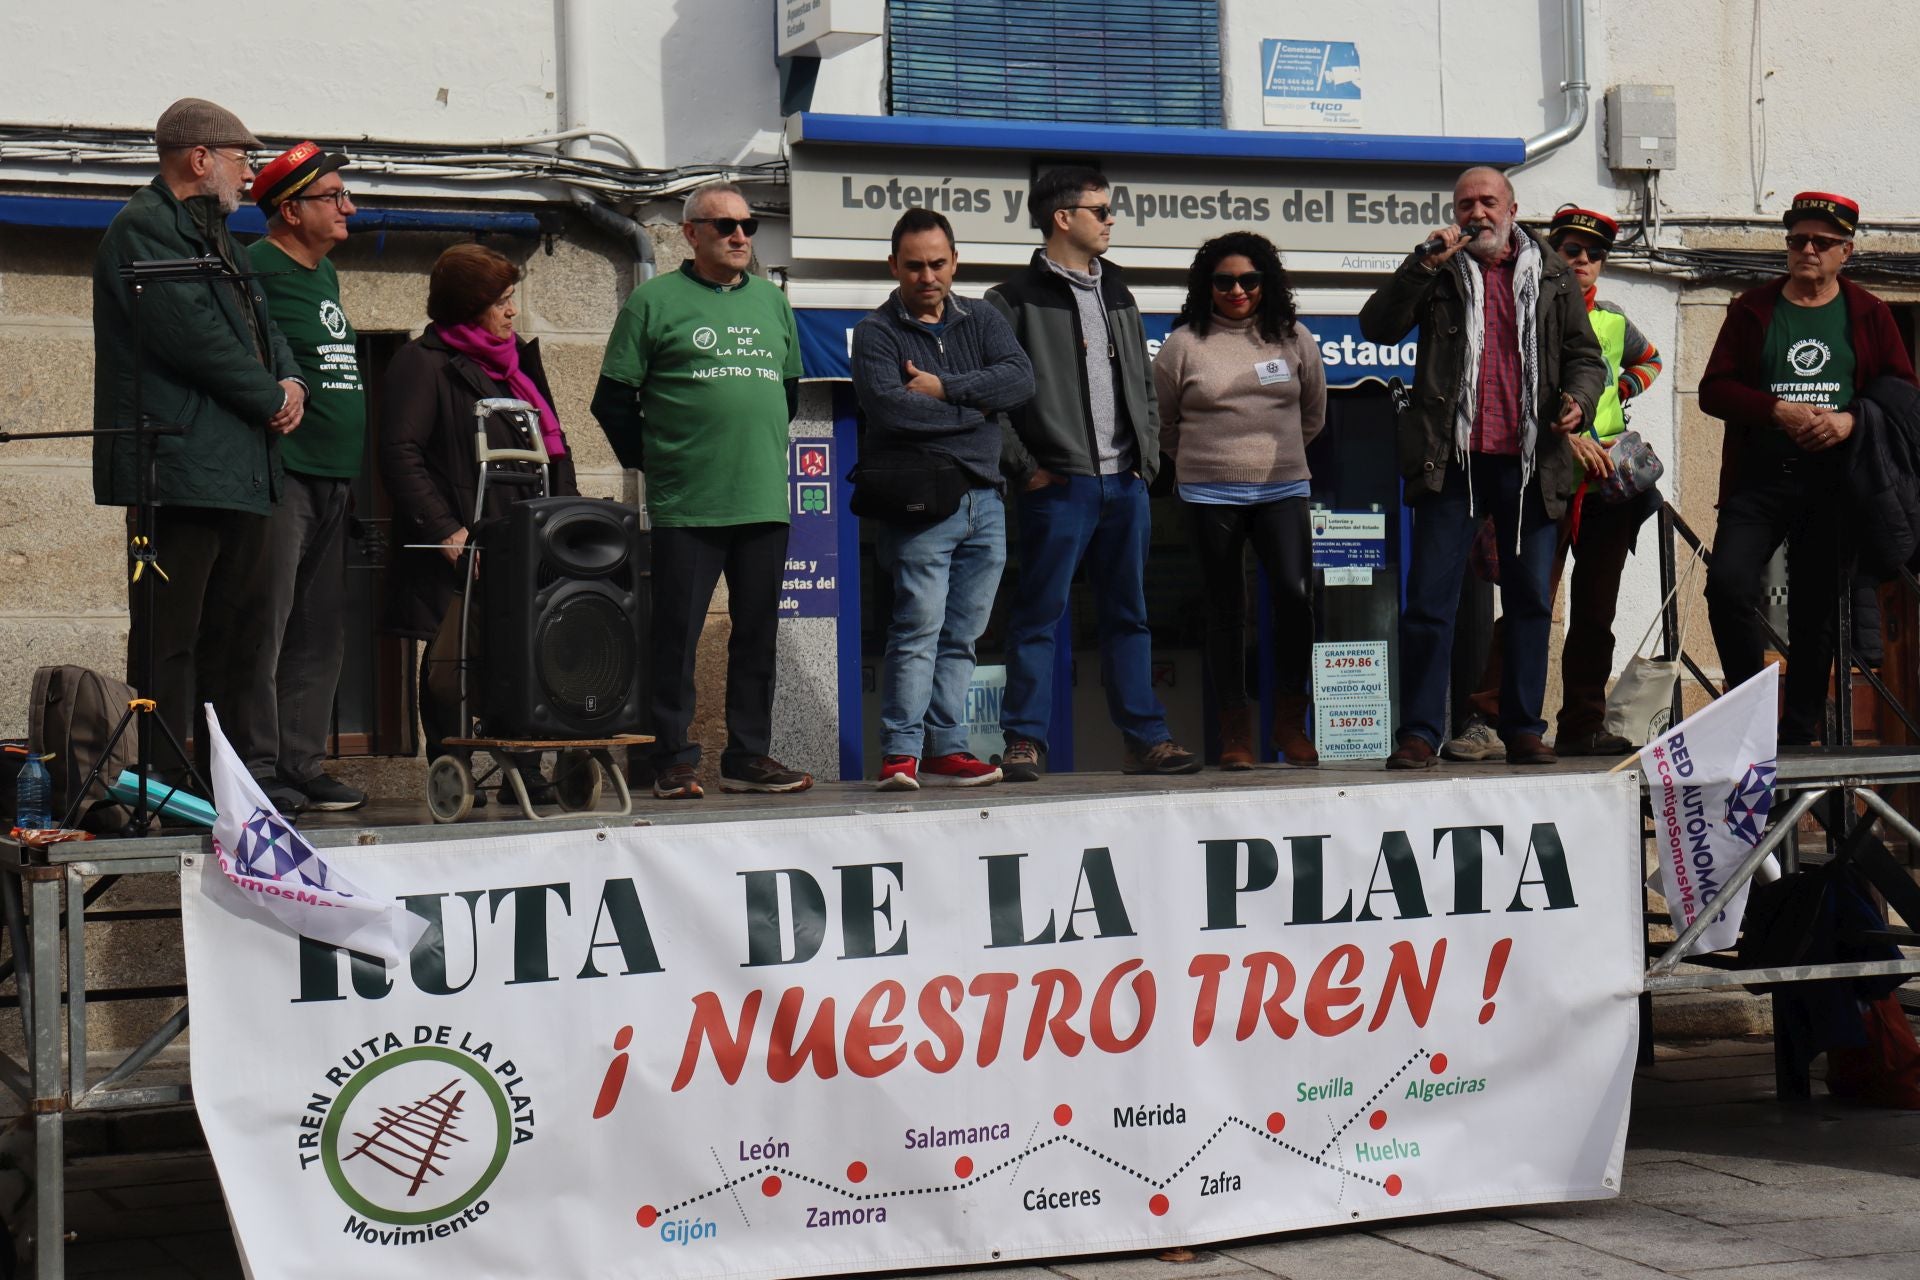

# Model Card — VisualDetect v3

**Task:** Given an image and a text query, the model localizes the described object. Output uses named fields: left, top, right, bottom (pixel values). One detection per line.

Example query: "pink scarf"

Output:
left=438, top=322, right=568, bottom=458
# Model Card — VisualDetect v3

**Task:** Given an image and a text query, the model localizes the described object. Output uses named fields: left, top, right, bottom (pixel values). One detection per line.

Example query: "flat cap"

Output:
left=154, top=98, right=263, bottom=150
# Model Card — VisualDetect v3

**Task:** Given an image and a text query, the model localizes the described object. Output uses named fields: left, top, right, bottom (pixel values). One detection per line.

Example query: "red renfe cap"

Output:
left=253, top=141, right=350, bottom=216
left=1784, top=191, right=1859, bottom=235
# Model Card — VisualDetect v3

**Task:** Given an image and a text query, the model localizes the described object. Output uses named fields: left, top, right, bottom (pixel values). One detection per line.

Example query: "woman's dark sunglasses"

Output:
left=691, top=216, right=760, bottom=237
left=1559, top=241, right=1607, bottom=263
left=1210, top=271, right=1264, bottom=293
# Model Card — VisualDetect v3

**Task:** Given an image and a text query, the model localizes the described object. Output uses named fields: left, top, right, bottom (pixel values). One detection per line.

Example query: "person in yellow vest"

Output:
left=1443, top=206, right=1664, bottom=759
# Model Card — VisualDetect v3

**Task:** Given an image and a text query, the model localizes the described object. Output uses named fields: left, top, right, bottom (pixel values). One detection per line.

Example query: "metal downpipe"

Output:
left=1518, top=0, right=1590, bottom=167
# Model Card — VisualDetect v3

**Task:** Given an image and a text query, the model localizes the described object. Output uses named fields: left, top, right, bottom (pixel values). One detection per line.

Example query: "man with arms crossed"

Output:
left=852, top=208, right=1034, bottom=790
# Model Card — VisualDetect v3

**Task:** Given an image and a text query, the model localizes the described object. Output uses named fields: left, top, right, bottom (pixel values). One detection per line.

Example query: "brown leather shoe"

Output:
left=1504, top=733, right=1559, bottom=766
left=1386, top=735, right=1438, bottom=770
left=1274, top=694, right=1319, bottom=767
left=1217, top=705, right=1255, bottom=771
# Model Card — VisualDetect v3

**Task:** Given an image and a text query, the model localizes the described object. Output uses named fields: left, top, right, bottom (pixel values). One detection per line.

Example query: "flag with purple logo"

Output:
left=204, top=705, right=423, bottom=964
left=1637, top=665, right=1780, bottom=956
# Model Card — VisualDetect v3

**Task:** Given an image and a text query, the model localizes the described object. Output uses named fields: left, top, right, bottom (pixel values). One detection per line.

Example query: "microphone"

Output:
left=1415, top=222, right=1488, bottom=257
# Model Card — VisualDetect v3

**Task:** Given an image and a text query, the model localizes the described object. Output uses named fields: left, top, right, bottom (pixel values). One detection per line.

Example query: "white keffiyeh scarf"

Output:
left=1452, top=229, right=1544, bottom=511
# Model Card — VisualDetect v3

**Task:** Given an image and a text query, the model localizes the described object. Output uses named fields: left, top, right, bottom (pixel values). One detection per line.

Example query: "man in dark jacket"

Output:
left=92, top=98, right=306, bottom=789
left=1360, top=166, right=1606, bottom=769
left=986, top=167, right=1200, bottom=779
left=853, top=209, right=1034, bottom=790
left=1701, top=191, right=1919, bottom=743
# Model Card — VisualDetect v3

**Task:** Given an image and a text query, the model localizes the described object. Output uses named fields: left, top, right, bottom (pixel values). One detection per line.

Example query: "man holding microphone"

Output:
left=1359, top=166, right=1606, bottom=770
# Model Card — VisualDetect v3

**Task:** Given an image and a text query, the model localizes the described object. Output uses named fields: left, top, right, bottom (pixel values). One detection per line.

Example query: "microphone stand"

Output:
left=0, top=255, right=277, bottom=835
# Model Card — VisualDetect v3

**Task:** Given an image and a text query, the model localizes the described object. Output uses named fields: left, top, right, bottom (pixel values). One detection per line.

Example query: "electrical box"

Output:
left=1605, top=84, right=1677, bottom=170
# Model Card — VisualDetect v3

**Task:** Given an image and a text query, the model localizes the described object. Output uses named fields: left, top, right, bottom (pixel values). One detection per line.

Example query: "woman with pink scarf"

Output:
left=380, top=244, right=579, bottom=782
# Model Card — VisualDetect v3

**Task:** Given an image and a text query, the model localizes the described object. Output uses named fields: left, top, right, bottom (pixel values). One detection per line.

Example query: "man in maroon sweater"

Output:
left=1700, top=191, right=1917, bottom=742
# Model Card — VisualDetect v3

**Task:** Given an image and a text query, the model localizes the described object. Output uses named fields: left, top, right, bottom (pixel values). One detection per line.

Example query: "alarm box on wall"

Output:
left=477, top=497, right=650, bottom=740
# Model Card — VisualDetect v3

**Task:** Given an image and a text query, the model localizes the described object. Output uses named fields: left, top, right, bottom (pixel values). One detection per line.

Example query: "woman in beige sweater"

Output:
left=1154, top=232, right=1327, bottom=767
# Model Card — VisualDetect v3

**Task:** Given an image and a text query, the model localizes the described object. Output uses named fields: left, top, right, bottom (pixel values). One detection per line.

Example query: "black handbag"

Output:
left=848, top=453, right=972, bottom=522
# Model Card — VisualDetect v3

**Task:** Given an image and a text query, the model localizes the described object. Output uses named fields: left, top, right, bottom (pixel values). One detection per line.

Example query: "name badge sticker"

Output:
left=1255, top=358, right=1292, bottom=386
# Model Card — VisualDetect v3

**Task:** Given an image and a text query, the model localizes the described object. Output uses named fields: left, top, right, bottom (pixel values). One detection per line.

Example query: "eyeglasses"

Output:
left=1558, top=241, right=1607, bottom=263
left=690, top=216, right=760, bottom=238
left=208, top=147, right=252, bottom=167
left=289, top=188, right=352, bottom=208
left=1210, top=271, right=1264, bottom=294
left=1069, top=204, right=1114, bottom=222
left=1786, top=233, right=1850, bottom=253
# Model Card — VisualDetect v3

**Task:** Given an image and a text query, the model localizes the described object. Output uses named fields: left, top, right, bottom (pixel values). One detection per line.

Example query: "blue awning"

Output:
left=0, top=194, right=546, bottom=237
left=797, top=307, right=1415, bottom=388
left=789, top=113, right=1527, bottom=167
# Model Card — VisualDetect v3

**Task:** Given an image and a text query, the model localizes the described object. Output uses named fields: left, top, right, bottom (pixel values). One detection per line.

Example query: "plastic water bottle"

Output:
left=15, top=753, right=51, bottom=832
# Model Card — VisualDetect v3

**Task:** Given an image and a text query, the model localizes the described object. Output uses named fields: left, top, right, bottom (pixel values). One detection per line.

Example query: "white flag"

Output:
left=204, top=704, right=424, bottom=964
left=1638, top=665, right=1780, bottom=956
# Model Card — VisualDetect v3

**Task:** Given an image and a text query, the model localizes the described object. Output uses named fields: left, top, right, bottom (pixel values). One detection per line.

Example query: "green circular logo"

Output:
left=321, top=1045, right=512, bottom=1225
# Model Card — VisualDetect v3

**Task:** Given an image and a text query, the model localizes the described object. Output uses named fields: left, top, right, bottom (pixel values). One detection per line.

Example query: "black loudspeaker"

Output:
left=478, top=497, right=650, bottom=740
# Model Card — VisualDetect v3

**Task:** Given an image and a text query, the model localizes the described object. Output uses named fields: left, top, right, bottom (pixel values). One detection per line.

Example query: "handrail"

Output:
left=1657, top=501, right=1920, bottom=743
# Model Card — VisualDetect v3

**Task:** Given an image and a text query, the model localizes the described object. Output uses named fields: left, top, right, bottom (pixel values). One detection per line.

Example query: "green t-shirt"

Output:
left=599, top=264, right=802, bottom=527
left=246, top=238, right=365, bottom=478
left=1763, top=293, right=1855, bottom=413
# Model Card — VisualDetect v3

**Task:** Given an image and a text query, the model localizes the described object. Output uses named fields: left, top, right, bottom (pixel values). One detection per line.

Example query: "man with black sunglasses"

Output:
left=592, top=181, right=812, bottom=799
left=1701, top=191, right=1917, bottom=743
left=986, top=166, right=1201, bottom=779
left=246, top=142, right=367, bottom=812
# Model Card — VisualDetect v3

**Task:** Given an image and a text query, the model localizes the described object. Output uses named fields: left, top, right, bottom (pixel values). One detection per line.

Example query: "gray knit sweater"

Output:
left=1153, top=316, right=1327, bottom=485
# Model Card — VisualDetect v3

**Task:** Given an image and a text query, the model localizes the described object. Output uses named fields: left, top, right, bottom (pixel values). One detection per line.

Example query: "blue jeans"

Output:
left=1401, top=454, right=1557, bottom=748
left=1003, top=472, right=1169, bottom=753
left=875, top=489, right=1007, bottom=758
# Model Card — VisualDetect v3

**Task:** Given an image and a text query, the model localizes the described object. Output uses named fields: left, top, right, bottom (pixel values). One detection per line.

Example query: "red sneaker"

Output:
left=922, top=752, right=1003, bottom=787
left=876, top=755, right=920, bottom=791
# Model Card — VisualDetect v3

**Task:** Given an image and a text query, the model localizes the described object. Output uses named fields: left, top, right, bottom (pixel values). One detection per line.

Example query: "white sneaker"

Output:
left=1440, top=717, right=1501, bottom=762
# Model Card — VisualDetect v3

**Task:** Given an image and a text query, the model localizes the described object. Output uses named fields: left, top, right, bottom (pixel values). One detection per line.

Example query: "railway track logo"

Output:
left=320, top=1045, right=515, bottom=1226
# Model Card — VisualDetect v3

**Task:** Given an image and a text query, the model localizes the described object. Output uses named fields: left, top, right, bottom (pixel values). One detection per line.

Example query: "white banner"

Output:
left=182, top=773, right=1644, bottom=1279
left=1640, top=665, right=1780, bottom=956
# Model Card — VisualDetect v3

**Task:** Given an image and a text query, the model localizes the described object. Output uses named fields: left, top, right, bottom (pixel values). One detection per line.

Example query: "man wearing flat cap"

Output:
left=1701, top=191, right=1918, bottom=741
left=247, top=142, right=367, bottom=812
left=92, top=97, right=307, bottom=794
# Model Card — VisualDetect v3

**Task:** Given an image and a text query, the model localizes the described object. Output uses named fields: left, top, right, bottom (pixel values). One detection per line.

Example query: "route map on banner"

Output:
left=181, top=774, right=1643, bottom=1279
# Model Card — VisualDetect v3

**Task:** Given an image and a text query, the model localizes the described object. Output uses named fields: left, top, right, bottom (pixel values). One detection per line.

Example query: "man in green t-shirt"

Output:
left=591, top=182, right=810, bottom=800
left=1702, top=191, right=1918, bottom=741
left=246, top=143, right=367, bottom=811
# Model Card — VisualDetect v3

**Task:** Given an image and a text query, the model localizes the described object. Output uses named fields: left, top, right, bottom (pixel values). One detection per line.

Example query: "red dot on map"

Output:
left=1053, top=1103, right=1073, bottom=1126
left=847, top=1161, right=868, bottom=1183
left=1369, top=1110, right=1387, bottom=1130
left=761, top=1176, right=782, bottom=1197
left=1430, top=1053, right=1449, bottom=1074
left=636, top=1205, right=658, bottom=1228
left=1266, top=1112, right=1286, bottom=1134
left=954, top=1156, right=974, bottom=1179
left=1149, top=1193, right=1170, bottom=1216
left=1385, top=1175, right=1403, bottom=1197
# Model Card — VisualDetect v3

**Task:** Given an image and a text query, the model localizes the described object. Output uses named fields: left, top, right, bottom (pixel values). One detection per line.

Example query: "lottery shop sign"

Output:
left=181, top=773, right=1643, bottom=1278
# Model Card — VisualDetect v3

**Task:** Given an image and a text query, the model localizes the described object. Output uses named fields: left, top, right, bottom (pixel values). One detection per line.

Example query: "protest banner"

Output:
left=182, top=772, right=1644, bottom=1278
left=1639, top=665, right=1780, bottom=956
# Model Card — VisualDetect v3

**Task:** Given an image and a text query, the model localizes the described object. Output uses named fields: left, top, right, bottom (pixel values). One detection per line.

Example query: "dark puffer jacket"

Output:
left=378, top=326, right=579, bottom=639
left=1846, top=376, right=1920, bottom=577
left=1358, top=227, right=1604, bottom=518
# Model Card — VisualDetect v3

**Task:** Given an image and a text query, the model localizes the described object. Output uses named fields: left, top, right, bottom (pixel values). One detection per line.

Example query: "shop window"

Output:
left=887, top=0, right=1223, bottom=128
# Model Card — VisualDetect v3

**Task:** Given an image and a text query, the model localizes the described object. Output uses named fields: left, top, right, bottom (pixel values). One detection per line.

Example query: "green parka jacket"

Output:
left=92, top=177, right=299, bottom=514
left=1358, top=226, right=1606, bottom=518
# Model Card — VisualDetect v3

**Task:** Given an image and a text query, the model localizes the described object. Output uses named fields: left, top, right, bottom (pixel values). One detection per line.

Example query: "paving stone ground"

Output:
left=37, top=1034, right=1920, bottom=1279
